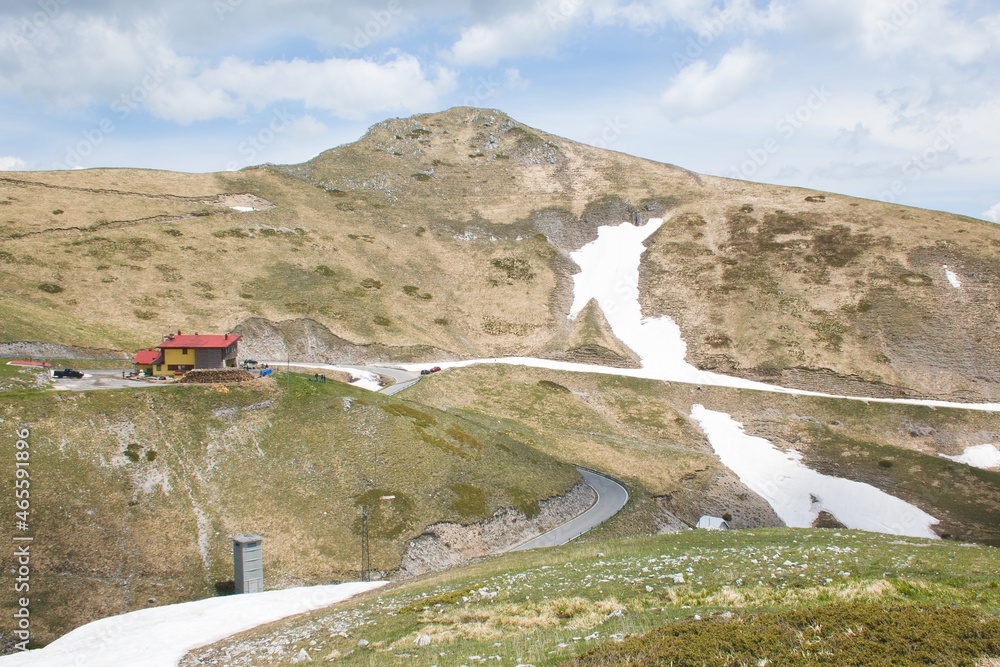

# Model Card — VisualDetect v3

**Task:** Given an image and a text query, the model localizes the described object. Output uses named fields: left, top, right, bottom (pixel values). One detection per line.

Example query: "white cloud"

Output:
left=660, top=44, right=774, bottom=119
left=449, top=0, right=588, bottom=66
left=983, top=202, right=1000, bottom=223
left=0, top=14, right=454, bottom=123
left=285, top=115, right=328, bottom=138
left=832, top=122, right=872, bottom=153
left=592, top=0, right=786, bottom=33
left=0, top=16, right=188, bottom=109
left=145, top=54, right=456, bottom=124
left=0, top=156, right=26, bottom=170
left=784, top=0, right=1000, bottom=63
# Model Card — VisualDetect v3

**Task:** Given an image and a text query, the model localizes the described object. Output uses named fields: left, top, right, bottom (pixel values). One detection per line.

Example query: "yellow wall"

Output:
left=162, top=348, right=195, bottom=366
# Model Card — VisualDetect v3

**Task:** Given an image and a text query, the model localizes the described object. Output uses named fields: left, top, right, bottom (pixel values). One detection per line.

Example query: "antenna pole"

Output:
left=360, top=505, right=370, bottom=582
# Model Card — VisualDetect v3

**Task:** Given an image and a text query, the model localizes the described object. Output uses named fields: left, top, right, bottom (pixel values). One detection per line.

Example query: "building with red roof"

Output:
left=133, top=331, right=242, bottom=376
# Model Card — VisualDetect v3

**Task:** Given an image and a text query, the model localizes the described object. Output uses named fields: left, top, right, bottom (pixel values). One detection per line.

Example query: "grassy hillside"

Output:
left=405, top=366, right=1000, bottom=545
left=0, top=365, right=578, bottom=646
left=1, top=107, right=998, bottom=398
left=182, top=528, right=1000, bottom=666
left=640, top=192, right=1000, bottom=401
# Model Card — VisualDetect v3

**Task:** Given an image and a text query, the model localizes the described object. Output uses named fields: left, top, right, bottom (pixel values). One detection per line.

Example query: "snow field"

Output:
left=691, top=404, right=940, bottom=539
left=0, top=582, right=385, bottom=667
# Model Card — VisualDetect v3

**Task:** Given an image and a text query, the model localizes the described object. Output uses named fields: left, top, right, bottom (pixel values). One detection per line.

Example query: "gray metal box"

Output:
left=232, top=534, right=264, bottom=594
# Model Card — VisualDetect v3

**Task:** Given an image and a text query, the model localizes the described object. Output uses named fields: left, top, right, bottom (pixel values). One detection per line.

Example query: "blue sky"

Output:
left=1, top=0, right=998, bottom=220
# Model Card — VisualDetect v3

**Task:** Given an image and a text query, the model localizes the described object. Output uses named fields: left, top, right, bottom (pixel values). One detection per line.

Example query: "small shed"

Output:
left=232, top=534, right=264, bottom=594
left=696, top=515, right=731, bottom=530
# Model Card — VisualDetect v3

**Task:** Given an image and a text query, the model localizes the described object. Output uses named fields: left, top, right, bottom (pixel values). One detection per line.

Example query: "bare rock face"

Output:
left=232, top=317, right=458, bottom=365
left=399, top=481, right=595, bottom=578
left=0, top=341, right=128, bottom=360
left=656, top=467, right=785, bottom=530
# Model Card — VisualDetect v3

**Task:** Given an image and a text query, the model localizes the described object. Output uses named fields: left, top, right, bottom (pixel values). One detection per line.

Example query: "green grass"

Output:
left=803, top=424, right=1000, bottom=545
left=185, top=528, right=1000, bottom=666
left=569, top=601, right=1000, bottom=666
left=0, top=371, right=579, bottom=645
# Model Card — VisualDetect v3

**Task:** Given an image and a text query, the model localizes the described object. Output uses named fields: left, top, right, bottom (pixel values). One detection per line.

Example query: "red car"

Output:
left=429, top=366, right=442, bottom=373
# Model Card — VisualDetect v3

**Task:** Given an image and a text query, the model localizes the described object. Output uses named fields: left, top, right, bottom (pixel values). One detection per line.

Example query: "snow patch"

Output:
left=0, top=582, right=385, bottom=667
left=568, top=218, right=694, bottom=378
left=938, top=444, right=1000, bottom=470
left=345, top=369, right=383, bottom=391
left=266, top=362, right=384, bottom=392
left=690, top=404, right=939, bottom=539
left=943, top=265, right=961, bottom=288
left=230, top=206, right=255, bottom=212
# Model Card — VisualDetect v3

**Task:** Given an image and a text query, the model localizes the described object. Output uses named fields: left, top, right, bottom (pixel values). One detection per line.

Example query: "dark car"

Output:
left=420, top=369, right=431, bottom=376
left=53, top=368, right=84, bottom=379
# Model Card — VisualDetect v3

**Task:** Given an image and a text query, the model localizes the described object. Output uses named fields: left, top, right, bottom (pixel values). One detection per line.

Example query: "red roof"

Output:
left=133, top=349, right=162, bottom=364
left=156, top=334, right=242, bottom=350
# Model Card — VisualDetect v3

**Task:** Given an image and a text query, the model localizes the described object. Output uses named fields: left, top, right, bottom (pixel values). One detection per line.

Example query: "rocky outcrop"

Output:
left=0, top=341, right=129, bottom=360
left=399, top=481, right=596, bottom=578
left=232, top=317, right=459, bottom=365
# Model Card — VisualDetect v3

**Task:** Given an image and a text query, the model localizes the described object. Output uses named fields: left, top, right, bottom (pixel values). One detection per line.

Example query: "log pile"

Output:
left=177, top=369, right=255, bottom=384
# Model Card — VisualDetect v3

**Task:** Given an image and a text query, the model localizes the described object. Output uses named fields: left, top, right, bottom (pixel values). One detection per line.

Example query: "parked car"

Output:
left=420, top=369, right=431, bottom=376
left=53, top=369, right=84, bottom=379
left=429, top=366, right=442, bottom=373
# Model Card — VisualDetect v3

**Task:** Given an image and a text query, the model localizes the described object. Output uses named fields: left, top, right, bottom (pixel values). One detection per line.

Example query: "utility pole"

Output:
left=359, top=437, right=379, bottom=582
left=360, top=505, right=370, bottom=582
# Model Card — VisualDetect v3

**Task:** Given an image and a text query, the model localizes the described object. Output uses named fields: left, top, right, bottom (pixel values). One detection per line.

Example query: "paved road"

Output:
left=49, top=368, right=170, bottom=391
left=510, top=468, right=630, bottom=551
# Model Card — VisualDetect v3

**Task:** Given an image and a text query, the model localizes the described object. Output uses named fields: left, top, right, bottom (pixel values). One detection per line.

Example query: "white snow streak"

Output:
left=690, top=405, right=940, bottom=539
left=0, top=582, right=385, bottom=667
left=938, top=444, right=1000, bottom=469
left=264, top=362, right=383, bottom=391
left=943, top=265, right=961, bottom=288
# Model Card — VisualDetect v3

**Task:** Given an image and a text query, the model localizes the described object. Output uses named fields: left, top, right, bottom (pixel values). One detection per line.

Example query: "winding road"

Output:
left=260, top=361, right=634, bottom=547
left=510, top=468, right=630, bottom=551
